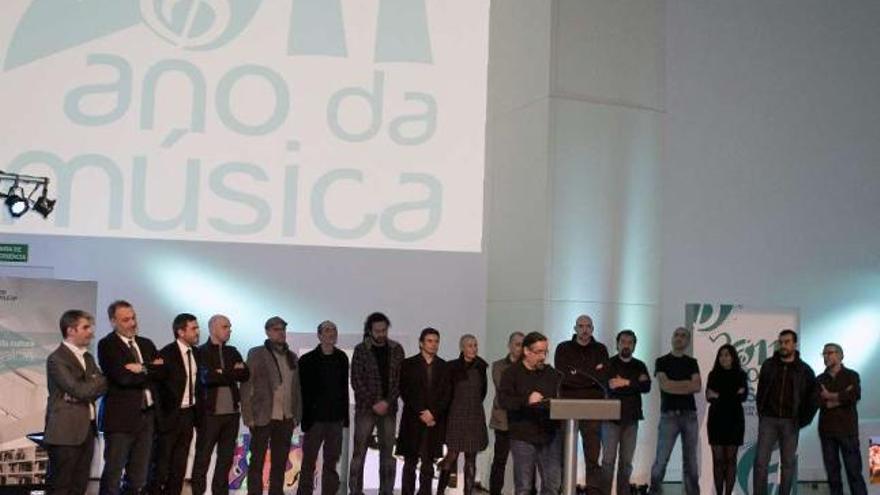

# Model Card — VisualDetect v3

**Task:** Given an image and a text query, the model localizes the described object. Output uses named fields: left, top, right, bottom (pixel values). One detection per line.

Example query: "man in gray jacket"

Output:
left=488, top=331, right=524, bottom=495
left=241, top=316, right=302, bottom=495
left=44, top=309, right=107, bottom=495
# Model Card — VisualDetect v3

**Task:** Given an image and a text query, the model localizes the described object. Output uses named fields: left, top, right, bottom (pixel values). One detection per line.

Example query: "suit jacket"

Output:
left=198, top=341, right=250, bottom=415
left=44, top=344, right=107, bottom=445
left=97, top=332, right=166, bottom=433
left=240, top=342, right=302, bottom=428
left=155, top=341, right=203, bottom=432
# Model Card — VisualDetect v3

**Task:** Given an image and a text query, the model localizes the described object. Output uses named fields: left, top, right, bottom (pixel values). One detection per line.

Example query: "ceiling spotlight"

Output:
left=33, top=187, right=56, bottom=218
left=4, top=185, right=29, bottom=218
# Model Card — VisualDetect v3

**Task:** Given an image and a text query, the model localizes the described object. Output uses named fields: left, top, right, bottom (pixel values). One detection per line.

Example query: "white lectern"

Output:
left=550, top=399, right=621, bottom=495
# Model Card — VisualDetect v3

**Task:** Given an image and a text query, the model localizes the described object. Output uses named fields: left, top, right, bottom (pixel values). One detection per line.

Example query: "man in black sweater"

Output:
left=816, top=343, right=867, bottom=495
left=648, top=327, right=701, bottom=495
left=753, top=329, right=817, bottom=495
left=498, top=331, right=562, bottom=495
left=602, top=330, right=651, bottom=495
left=191, top=314, right=250, bottom=495
left=297, top=320, right=350, bottom=495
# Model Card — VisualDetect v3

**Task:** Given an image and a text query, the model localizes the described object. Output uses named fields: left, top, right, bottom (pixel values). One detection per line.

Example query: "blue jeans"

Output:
left=649, top=410, right=699, bottom=495
left=820, top=435, right=867, bottom=495
left=602, top=421, right=639, bottom=495
left=510, top=431, right=562, bottom=495
left=753, top=416, right=799, bottom=495
left=349, top=410, right=397, bottom=495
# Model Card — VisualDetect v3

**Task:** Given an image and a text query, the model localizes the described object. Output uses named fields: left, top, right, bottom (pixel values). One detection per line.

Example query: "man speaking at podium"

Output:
left=498, top=332, right=563, bottom=495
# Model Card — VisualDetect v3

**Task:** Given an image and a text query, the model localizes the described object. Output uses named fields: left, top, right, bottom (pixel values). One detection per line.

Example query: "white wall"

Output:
left=662, top=0, right=880, bottom=481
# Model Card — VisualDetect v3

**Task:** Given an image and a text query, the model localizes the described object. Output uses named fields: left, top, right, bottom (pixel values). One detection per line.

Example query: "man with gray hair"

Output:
left=816, top=343, right=867, bottom=495
left=191, top=314, right=250, bottom=495
left=489, top=331, right=525, bottom=495
left=297, top=320, right=350, bottom=495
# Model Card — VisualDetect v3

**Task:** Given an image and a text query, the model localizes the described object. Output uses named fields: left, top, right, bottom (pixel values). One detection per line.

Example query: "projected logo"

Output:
left=0, top=0, right=488, bottom=252
left=139, top=0, right=261, bottom=50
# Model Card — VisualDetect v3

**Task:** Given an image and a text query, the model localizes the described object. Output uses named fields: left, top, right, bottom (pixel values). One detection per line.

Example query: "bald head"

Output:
left=208, top=314, right=232, bottom=344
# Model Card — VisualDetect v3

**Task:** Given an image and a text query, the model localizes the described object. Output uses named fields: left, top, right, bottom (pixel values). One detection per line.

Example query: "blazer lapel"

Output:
left=58, top=343, right=87, bottom=378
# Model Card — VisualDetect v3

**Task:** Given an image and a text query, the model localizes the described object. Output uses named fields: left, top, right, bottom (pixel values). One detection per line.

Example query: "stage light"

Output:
left=4, top=184, right=29, bottom=217
left=32, top=186, right=56, bottom=218
left=0, top=170, right=56, bottom=219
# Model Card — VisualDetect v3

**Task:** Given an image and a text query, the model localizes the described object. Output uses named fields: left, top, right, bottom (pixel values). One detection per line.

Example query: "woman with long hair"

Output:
left=437, top=334, right=489, bottom=494
left=706, top=344, right=749, bottom=495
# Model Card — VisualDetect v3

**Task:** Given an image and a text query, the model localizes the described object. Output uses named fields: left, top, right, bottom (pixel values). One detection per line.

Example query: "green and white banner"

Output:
left=687, top=303, right=798, bottom=495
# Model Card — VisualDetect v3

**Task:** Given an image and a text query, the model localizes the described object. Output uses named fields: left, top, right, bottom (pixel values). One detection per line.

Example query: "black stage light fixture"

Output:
left=32, top=185, right=56, bottom=218
left=5, top=183, right=29, bottom=217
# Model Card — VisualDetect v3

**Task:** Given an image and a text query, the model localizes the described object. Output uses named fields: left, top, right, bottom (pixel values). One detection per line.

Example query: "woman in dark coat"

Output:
left=437, top=334, right=489, bottom=495
left=706, top=344, right=749, bottom=495
left=396, top=328, right=452, bottom=495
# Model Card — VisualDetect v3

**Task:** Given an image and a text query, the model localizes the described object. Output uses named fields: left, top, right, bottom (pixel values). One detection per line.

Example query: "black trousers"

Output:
left=191, top=413, right=241, bottom=495
left=47, top=423, right=96, bottom=495
left=402, top=432, right=435, bottom=495
left=153, top=407, right=196, bottom=494
left=579, top=419, right=603, bottom=490
left=297, top=421, right=344, bottom=495
left=248, top=418, right=295, bottom=495
left=100, top=408, right=155, bottom=495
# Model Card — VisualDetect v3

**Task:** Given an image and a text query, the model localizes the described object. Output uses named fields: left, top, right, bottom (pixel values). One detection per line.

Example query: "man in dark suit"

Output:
left=98, top=300, right=166, bottom=495
left=44, top=309, right=108, bottom=495
left=191, top=314, right=250, bottom=495
left=153, top=313, right=202, bottom=494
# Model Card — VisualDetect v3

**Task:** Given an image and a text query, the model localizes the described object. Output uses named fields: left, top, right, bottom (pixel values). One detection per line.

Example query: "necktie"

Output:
left=128, top=339, right=149, bottom=409
left=187, top=349, right=194, bottom=406
left=128, top=339, right=142, bottom=363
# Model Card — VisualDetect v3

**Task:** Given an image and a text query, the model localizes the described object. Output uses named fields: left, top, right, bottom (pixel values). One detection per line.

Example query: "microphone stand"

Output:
left=567, top=366, right=610, bottom=399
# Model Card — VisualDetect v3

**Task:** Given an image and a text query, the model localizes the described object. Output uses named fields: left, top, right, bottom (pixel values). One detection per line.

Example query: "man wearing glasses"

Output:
left=497, top=331, right=563, bottom=495
left=816, top=343, right=868, bottom=495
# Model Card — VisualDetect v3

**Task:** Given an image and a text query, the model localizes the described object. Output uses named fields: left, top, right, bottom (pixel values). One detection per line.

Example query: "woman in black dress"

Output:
left=437, top=334, right=488, bottom=495
left=706, top=344, right=749, bottom=495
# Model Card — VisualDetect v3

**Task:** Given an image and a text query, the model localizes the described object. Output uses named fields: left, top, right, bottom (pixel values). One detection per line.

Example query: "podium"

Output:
left=550, top=399, right=621, bottom=495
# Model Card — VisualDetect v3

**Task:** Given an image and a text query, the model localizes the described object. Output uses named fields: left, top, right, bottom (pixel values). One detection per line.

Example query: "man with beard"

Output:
left=498, top=331, right=563, bottom=495
left=98, top=300, right=165, bottom=495
left=554, top=315, right=610, bottom=491
left=241, top=316, right=302, bottom=495
left=816, top=343, right=868, bottom=495
left=753, top=329, right=817, bottom=495
left=648, top=327, right=701, bottom=495
left=349, top=312, right=406, bottom=495
left=602, top=330, right=651, bottom=495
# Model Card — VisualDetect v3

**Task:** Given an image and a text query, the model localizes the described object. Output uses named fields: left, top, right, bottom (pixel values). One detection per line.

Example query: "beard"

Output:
left=619, top=348, right=633, bottom=359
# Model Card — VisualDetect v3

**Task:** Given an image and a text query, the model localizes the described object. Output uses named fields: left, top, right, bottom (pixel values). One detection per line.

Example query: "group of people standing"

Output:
left=43, top=304, right=867, bottom=495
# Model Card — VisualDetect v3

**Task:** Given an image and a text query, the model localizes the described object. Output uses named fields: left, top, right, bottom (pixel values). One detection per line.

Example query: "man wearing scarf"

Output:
left=241, top=316, right=303, bottom=495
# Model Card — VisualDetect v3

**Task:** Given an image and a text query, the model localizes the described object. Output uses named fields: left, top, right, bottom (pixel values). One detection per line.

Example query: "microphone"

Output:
left=567, top=366, right=609, bottom=398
